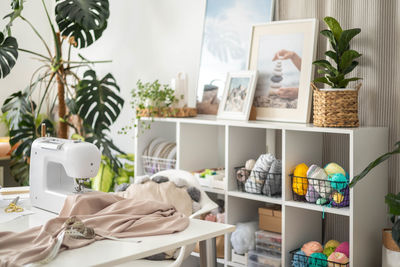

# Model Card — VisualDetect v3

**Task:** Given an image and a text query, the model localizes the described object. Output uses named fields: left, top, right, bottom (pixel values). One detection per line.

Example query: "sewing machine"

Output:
left=30, top=137, right=101, bottom=213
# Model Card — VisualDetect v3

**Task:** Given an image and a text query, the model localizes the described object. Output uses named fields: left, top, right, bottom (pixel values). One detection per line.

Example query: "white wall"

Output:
left=0, top=0, right=206, bottom=153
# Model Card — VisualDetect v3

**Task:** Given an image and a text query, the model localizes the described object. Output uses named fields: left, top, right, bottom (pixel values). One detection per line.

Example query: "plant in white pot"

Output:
left=349, top=141, right=400, bottom=266
left=312, top=16, right=362, bottom=127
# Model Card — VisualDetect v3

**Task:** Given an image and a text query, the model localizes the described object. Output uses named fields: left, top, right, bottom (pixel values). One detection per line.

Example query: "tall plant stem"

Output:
left=20, top=16, right=52, bottom=58
left=64, top=60, right=112, bottom=64
left=55, top=33, right=67, bottom=139
left=41, top=0, right=61, bottom=64
left=18, top=48, right=50, bottom=61
left=37, top=72, right=56, bottom=114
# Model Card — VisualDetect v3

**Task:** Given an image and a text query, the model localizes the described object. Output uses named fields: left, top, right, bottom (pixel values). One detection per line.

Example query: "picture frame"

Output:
left=248, top=19, right=318, bottom=123
left=217, top=71, right=258, bottom=121
left=196, top=0, right=275, bottom=115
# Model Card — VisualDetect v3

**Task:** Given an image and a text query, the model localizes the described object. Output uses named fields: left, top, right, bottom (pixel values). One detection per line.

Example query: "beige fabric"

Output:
left=116, top=181, right=193, bottom=217
left=0, top=192, right=189, bottom=267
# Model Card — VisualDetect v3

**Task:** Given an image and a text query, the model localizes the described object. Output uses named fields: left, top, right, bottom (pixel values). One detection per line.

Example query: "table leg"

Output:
left=199, top=238, right=217, bottom=267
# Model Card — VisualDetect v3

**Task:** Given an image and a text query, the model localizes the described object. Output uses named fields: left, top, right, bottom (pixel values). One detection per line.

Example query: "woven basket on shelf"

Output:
left=311, top=83, right=361, bottom=127
left=136, top=107, right=197, bottom=118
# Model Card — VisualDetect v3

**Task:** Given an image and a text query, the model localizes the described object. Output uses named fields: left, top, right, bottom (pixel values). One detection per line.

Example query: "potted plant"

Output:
left=122, top=80, right=196, bottom=134
left=0, top=0, right=125, bottom=186
left=349, top=141, right=400, bottom=266
left=312, top=16, right=362, bottom=127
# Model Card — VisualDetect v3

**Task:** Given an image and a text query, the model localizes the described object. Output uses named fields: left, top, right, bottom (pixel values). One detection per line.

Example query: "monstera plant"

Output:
left=0, top=0, right=125, bottom=186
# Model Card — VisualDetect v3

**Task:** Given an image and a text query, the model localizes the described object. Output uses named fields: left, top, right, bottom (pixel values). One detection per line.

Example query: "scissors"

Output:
left=4, top=196, right=24, bottom=213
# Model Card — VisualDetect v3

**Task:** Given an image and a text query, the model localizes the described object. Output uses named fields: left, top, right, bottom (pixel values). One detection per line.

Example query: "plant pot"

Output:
left=382, top=228, right=400, bottom=267
left=311, top=84, right=361, bottom=127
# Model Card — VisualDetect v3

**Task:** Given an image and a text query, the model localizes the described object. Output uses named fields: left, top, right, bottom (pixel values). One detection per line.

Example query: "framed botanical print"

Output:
left=248, top=19, right=318, bottom=123
left=196, top=0, right=275, bottom=114
left=217, top=71, right=258, bottom=121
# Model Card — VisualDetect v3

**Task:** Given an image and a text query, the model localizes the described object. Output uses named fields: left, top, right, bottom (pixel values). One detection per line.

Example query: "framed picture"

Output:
left=196, top=0, right=275, bottom=115
left=248, top=19, right=318, bottom=123
left=217, top=71, right=258, bottom=121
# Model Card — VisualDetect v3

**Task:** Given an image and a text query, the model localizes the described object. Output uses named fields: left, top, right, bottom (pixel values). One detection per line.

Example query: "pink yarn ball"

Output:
left=301, top=241, right=323, bottom=256
left=334, top=242, right=349, bottom=258
left=328, top=252, right=349, bottom=267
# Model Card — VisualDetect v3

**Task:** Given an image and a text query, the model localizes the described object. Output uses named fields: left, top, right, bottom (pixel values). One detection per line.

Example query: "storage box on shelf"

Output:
left=231, top=249, right=248, bottom=265
left=248, top=249, right=281, bottom=267
left=134, top=116, right=388, bottom=267
left=258, top=207, right=282, bottom=233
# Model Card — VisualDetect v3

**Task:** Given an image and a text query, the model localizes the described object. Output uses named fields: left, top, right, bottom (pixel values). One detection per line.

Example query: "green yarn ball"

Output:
left=308, top=252, right=327, bottom=267
left=323, top=246, right=335, bottom=257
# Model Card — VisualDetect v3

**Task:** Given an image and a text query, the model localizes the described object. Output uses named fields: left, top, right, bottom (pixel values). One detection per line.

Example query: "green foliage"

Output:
left=313, top=16, right=362, bottom=88
left=0, top=32, right=18, bottom=79
left=3, top=0, right=23, bottom=34
left=76, top=70, right=124, bottom=132
left=55, top=0, right=110, bottom=48
left=127, top=80, right=178, bottom=133
left=2, top=89, right=34, bottom=130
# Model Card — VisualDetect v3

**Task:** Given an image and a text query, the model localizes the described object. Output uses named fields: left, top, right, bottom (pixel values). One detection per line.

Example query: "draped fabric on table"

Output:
left=275, top=0, right=400, bottom=241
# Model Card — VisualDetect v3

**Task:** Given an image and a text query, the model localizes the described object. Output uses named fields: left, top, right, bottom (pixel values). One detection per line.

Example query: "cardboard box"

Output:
left=258, top=207, right=282, bottom=233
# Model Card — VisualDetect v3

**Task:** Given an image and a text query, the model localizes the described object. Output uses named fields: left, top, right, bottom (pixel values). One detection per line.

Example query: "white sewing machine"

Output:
left=29, top=137, right=101, bottom=213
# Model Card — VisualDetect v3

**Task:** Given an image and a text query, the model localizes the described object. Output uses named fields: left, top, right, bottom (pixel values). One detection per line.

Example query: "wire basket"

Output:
left=290, top=248, right=349, bottom=267
left=235, top=166, right=281, bottom=197
left=290, top=174, right=349, bottom=208
left=142, top=155, right=176, bottom=175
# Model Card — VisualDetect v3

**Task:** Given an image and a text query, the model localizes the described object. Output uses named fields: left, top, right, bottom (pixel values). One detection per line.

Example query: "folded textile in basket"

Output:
left=307, top=165, right=332, bottom=198
left=262, top=159, right=282, bottom=196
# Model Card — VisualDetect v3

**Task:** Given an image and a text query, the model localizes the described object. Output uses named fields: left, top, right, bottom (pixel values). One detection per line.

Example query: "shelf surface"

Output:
left=226, top=260, right=246, bottom=267
left=227, top=190, right=282, bottom=204
left=284, top=200, right=350, bottom=216
left=140, top=114, right=386, bottom=134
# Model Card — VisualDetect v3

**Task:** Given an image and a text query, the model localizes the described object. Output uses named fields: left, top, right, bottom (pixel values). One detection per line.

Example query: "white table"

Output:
left=0, top=200, right=234, bottom=267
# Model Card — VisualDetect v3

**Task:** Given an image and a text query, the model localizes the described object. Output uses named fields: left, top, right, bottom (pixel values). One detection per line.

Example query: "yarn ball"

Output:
left=325, top=240, right=340, bottom=249
left=308, top=253, right=328, bottom=267
left=324, top=163, right=346, bottom=177
left=187, top=186, right=201, bottom=202
left=292, top=250, right=308, bottom=267
left=253, top=153, right=275, bottom=172
left=331, top=188, right=349, bottom=207
left=152, top=176, right=169, bottom=183
left=230, top=221, right=258, bottom=254
left=323, top=246, right=336, bottom=257
left=134, top=175, right=150, bottom=184
left=301, top=241, right=323, bottom=256
left=293, top=163, right=309, bottom=196
left=332, top=192, right=344, bottom=204
left=328, top=173, right=348, bottom=191
left=305, top=184, right=320, bottom=203
left=316, top=198, right=328, bottom=205
left=307, top=165, right=331, bottom=198
left=327, top=252, right=349, bottom=267
left=334, top=242, right=349, bottom=258
left=269, top=159, right=282, bottom=174
left=245, top=159, right=256, bottom=170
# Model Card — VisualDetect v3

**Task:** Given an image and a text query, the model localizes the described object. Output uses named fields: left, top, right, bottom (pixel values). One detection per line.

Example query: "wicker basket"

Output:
left=137, top=107, right=197, bottom=118
left=312, top=83, right=361, bottom=127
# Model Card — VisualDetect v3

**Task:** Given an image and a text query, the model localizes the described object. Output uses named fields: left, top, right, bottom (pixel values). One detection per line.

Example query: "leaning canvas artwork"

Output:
left=196, top=0, right=274, bottom=114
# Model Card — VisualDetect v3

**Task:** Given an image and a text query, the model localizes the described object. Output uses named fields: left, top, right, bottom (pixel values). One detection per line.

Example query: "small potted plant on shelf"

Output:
left=349, top=141, right=400, bottom=266
left=123, top=80, right=196, bottom=133
left=312, top=16, right=362, bottom=127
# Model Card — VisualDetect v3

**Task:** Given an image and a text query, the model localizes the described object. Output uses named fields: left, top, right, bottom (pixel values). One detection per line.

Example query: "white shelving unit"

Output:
left=134, top=115, right=388, bottom=267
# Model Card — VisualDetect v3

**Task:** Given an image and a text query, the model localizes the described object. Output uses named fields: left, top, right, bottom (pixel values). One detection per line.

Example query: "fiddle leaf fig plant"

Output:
left=0, top=0, right=126, bottom=186
left=313, top=16, right=362, bottom=88
left=350, top=140, right=400, bottom=248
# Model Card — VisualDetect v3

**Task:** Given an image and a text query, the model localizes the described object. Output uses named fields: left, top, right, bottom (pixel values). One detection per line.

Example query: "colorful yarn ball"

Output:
left=331, top=188, right=349, bottom=207
left=306, top=184, right=320, bottom=203
left=334, top=242, right=349, bottom=258
left=316, top=198, right=328, bottom=205
left=332, top=192, right=344, bottom=204
left=324, top=240, right=340, bottom=249
left=328, top=173, right=348, bottom=191
left=324, top=163, right=346, bottom=176
left=293, top=163, right=308, bottom=196
left=323, top=246, right=335, bottom=257
left=307, top=165, right=331, bottom=198
left=292, top=250, right=308, bottom=267
left=327, top=252, right=349, bottom=267
left=308, top=252, right=328, bottom=267
left=301, top=241, right=323, bottom=256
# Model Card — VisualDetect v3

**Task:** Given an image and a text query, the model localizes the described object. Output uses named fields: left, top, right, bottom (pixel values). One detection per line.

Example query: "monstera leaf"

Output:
left=76, top=70, right=124, bottom=132
left=0, top=32, right=18, bottom=78
left=9, top=155, right=29, bottom=186
left=55, top=0, right=109, bottom=48
left=2, top=90, right=34, bottom=130
left=9, top=113, right=36, bottom=158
